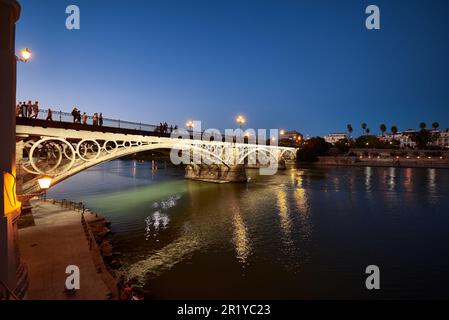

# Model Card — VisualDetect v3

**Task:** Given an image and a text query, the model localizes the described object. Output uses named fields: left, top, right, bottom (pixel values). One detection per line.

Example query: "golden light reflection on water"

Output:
left=404, top=168, right=413, bottom=192
left=365, top=167, right=372, bottom=191
left=232, top=209, right=251, bottom=264
left=277, top=187, right=292, bottom=241
left=294, top=176, right=313, bottom=241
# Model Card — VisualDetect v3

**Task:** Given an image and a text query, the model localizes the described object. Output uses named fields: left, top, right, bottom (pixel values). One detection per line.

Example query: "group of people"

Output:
left=16, top=100, right=53, bottom=121
left=71, top=107, right=103, bottom=126
left=156, top=122, right=177, bottom=134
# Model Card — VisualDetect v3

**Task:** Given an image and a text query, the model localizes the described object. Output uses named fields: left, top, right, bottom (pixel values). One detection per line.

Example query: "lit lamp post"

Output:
left=16, top=47, right=31, bottom=62
left=236, top=115, right=245, bottom=129
left=37, top=175, right=53, bottom=201
left=186, top=120, right=194, bottom=133
left=1, top=0, right=26, bottom=299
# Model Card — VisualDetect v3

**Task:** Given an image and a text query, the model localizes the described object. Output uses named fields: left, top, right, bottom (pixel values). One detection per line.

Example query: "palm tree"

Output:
left=391, top=126, right=398, bottom=135
left=432, top=122, right=440, bottom=131
left=366, top=128, right=371, bottom=135
left=347, top=124, right=353, bottom=138
left=419, top=122, right=427, bottom=130
left=361, top=122, right=367, bottom=135
left=379, top=124, right=387, bottom=136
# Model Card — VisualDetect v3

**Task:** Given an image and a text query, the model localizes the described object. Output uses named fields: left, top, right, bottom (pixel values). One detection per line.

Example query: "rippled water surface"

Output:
left=48, top=161, right=449, bottom=299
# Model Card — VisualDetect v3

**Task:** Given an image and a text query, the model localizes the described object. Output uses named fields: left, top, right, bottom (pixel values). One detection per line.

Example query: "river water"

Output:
left=47, top=160, right=449, bottom=299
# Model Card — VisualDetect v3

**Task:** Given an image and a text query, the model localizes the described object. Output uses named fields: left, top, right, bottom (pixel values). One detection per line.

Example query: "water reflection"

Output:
left=46, top=161, right=449, bottom=299
left=428, top=168, right=437, bottom=204
left=365, top=167, right=372, bottom=191
left=388, top=167, right=396, bottom=191
left=404, top=168, right=413, bottom=193
left=277, top=187, right=292, bottom=244
left=232, top=209, right=251, bottom=265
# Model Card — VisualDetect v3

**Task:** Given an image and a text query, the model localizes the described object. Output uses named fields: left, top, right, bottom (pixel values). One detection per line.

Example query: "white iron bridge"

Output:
left=16, top=114, right=297, bottom=195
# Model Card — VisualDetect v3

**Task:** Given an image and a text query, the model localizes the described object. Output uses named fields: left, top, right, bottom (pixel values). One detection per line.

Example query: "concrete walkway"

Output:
left=18, top=200, right=114, bottom=300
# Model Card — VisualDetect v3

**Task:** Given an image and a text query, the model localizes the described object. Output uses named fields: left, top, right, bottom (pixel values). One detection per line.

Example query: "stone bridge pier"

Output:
left=185, top=164, right=247, bottom=183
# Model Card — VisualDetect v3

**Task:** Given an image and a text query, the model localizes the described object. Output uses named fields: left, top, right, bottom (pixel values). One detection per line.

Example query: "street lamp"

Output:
left=16, top=47, right=31, bottom=62
left=37, top=175, right=52, bottom=190
left=279, top=130, right=285, bottom=135
left=186, top=120, right=194, bottom=129
left=37, top=175, right=53, bottom=201
left=236, top=115, right=245, bottom=129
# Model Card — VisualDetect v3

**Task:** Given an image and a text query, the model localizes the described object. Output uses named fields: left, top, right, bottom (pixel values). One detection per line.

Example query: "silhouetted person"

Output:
left=82, top=112, right=88, bottom=125
left=21, top=101, right=27, bottom=118
left=46, top=108, right=53, bottom=121
left=16, top=101, right=22, bottom=117
left=71, top=107, right=78, bottom=123
left=26, top=100, right=32, bottom=118
left=32, top=101, right=39, bottom=119
left=99, top=113, right=103, bottom=127
left=77, top=110, right=82, bottom=123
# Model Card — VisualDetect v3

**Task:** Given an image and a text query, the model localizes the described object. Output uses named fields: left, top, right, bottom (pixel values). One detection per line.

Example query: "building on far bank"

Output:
left=382, top=129, right=449, bottom=149
left=280, top=130, right=303, bottom=142
left=435, top=131, right=449, bottom=149
left=324, top=133, right=347, bottom=145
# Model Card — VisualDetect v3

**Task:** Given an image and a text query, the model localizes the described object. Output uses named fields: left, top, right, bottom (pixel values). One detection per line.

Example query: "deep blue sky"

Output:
left=16, top=0, right=449, bottom=136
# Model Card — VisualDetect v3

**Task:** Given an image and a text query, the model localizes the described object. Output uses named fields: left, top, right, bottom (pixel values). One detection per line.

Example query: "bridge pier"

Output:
left=185, top=164, right=247, bottom=183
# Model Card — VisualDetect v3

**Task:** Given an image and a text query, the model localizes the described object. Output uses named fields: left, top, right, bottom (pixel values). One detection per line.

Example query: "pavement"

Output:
left=18, top=200, right=114, bottom=300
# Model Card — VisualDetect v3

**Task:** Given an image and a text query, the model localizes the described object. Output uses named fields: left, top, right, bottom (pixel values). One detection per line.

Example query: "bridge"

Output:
left=15, top=111, right=297, bottom=195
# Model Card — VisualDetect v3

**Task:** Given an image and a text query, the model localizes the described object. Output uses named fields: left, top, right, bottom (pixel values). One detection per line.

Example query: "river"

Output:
left=47, top=160, right=449, bottom=299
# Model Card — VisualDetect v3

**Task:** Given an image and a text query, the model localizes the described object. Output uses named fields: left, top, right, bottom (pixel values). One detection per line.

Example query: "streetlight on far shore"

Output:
left=17, top=47, right=32, bottom=62
left=280, top=129, right=285, bottom=135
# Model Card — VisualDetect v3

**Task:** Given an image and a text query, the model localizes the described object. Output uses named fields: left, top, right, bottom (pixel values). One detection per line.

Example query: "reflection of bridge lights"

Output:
left=37, top=175, right=53, bottom=190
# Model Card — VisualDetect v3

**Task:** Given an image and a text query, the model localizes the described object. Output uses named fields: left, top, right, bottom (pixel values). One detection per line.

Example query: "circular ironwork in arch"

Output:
left=76, top=139, right=101, bottom=162
left=103, top=140, right=118, bottom=154
left=24, top=137, right=76, bottom=175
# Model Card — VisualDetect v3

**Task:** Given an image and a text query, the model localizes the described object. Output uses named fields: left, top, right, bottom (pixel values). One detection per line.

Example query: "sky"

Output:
left=15, top=0, right=449, bottom=136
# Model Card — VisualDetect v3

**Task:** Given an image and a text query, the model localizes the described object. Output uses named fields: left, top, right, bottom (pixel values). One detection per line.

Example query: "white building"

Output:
left=383, top=129, right=449, bottom=149
left=435, top=131, right=449, bottom=149
left=324, top=133, right=348, bottom=145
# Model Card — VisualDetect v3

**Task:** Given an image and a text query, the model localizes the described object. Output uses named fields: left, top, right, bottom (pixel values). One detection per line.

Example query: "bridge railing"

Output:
left=17, top=109, right=288, bottom=146
left=20, top=108, right=163, bottom=133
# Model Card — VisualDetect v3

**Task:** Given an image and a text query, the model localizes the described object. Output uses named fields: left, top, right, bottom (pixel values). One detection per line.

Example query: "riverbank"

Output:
left=18, top=199, right=119, bottom=300
left=316, top=156, right=449, bottom=169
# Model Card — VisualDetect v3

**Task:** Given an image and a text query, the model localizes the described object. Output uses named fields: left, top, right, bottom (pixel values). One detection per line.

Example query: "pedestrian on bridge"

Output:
left=71, top=107, right=78, bottom=123
left=82, top=112, right=88, bottom=125
left=32, top=101, right=39, bottom=119
left=26, top=100, right=32, bottom=118
left=46, top=108, right=53, bottom=121
left=93, top=113, right=98, bottom=126
left=16, top=101, right=22, bottom=117
left=21, top=101, right=27, bottom=118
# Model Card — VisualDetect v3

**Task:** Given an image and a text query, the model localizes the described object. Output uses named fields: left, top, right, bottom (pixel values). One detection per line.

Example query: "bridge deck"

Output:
left=16, top=118, right=171, bottom=139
